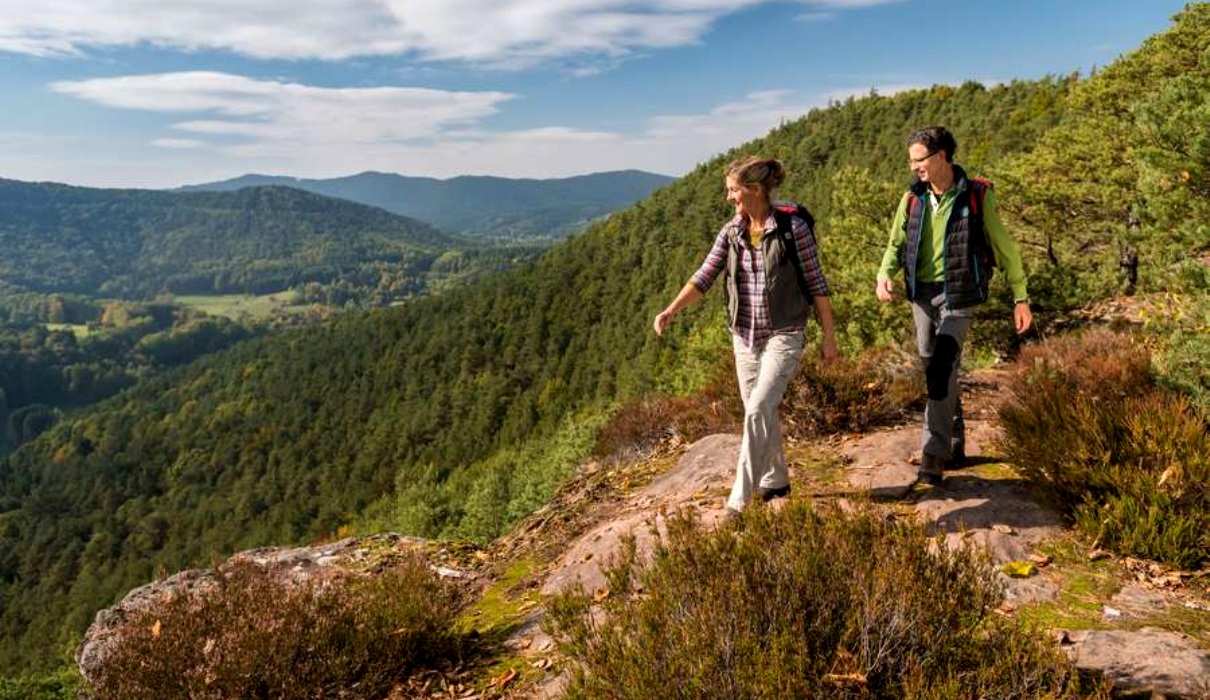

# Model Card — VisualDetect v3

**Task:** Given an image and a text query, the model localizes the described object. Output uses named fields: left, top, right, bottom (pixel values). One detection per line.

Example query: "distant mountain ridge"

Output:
left=179, top=169, right=675, bottom=239
left=0, top=179, right=453, bottom=298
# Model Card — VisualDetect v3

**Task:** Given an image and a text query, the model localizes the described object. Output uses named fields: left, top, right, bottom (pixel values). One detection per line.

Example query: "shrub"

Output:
left=998, top=328, right=1209, bottom=568
left=547, top=503, right=1107, bottom=699
left=0, top=669, right=81, bottom=700
left=1154, top=314, right=1210, bottom=415
left=595, top=356, right=742, bottom=458
left=599, top=345, right=920, bottom=460
left=86, top=557, right=464, bottom=700
left=782, top=347, right=920, bottom=438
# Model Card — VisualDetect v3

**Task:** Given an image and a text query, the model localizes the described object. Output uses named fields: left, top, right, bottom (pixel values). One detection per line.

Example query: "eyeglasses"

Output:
left=909, top=150, right=939, bottom=166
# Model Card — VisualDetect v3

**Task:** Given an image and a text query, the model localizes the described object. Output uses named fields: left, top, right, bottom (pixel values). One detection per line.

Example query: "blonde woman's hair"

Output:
left=724, top=156, right=786, bottom=195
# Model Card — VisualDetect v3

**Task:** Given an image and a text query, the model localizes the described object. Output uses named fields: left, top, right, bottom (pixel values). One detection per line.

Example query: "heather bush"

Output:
left=547, top=503, right=1107, bottom=700
left=597, top=345, right=919, bottom=457
left=999, top=329, right=1209, bottom=568
left=595, top=352, right=742, bottom=458
left=87, top=557, right=464, bottom=700
left=782, top=347, right=920, bottom=438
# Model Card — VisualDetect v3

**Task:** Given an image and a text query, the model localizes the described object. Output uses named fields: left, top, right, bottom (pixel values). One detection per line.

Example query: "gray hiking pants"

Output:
left=911, top=283, right=972, bottom=460
left=728, top=331, right=805, bottom=511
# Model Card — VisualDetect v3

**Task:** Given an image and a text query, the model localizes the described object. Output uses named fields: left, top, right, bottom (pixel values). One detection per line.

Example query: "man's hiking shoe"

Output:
left=944, top=447, right=966, bottom=471
left=757, top=484, right=791, bottom=502
left=917, top=453, right=945, bottom=486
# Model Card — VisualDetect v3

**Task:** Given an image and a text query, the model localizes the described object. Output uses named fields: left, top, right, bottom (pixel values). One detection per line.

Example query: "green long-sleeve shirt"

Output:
left=876, top=183, right=1029, bottom=302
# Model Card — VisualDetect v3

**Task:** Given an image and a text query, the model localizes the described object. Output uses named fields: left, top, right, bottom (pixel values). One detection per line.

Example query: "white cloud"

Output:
left=151, top=137, right=205, bottom=149
left=36, top=71, right=925, bottom=186
left=1, top=0, right=905, bottom=65
left=52, top=71, right=515, bottom=150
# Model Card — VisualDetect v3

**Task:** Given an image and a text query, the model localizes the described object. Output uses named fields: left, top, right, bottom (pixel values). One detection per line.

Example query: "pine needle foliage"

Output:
left=547, top=502, right=1109, bottom=699
left=998, top=329, right=1209, bottom=568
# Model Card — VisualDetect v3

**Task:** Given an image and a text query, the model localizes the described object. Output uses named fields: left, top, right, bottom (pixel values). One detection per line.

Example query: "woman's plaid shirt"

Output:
left=690, top=210, right=830, bottom=351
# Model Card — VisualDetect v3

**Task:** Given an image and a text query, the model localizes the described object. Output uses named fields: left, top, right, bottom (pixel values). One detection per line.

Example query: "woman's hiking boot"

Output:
left=917, top=453, right=945, bottom=486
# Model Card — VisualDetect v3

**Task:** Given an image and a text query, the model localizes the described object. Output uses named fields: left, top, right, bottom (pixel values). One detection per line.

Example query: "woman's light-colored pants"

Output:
left=727, top=331, right=805, bottom=511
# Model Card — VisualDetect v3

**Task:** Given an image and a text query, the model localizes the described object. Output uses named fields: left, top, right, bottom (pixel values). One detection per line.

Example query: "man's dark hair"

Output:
left=907, top=126, right=958, bottom=162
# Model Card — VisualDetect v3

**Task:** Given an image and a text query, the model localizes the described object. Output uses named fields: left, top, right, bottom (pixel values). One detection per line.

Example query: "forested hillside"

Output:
left=0, top=4, right=1205, bottom=675
left=182, top=170, right=674, bottom=240
left=0, top=182, right=452, bottom=298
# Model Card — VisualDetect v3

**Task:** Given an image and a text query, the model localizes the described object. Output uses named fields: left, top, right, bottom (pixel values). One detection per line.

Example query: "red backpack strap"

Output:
left=968, top=176, right=991, bottom=215
left=907, top=191, right=922, bottom=223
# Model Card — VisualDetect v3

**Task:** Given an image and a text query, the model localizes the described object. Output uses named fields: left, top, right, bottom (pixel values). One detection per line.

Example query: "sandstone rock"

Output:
left=1063, top=628, right=1210, bottom=699
left=540, top=435, right=739, bottom=596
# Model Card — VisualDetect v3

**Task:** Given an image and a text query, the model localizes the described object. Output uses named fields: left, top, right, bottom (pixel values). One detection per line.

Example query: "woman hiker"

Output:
left=653, top=156, right=839, bottom=516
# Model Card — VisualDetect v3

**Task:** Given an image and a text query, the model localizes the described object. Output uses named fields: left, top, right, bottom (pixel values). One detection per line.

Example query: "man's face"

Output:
left=908, top=142, right=946, bottom=183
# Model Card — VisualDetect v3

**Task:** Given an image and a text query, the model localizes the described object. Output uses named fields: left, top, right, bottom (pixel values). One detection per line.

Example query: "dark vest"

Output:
left=901, top=165, right=994, bottom=309
left=722, top=212, right=812, bottom=331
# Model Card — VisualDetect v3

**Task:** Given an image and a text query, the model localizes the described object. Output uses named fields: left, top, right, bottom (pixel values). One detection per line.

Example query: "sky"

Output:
left=0, top=0, right=1192, bottom=189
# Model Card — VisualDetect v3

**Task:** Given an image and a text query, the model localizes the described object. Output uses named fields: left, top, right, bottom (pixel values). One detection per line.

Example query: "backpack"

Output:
left=770, top=201, right=817, bottom=301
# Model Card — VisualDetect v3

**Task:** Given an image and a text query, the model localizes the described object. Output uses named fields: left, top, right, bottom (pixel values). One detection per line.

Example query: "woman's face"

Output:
left=725, top=175, right=766, bottom=222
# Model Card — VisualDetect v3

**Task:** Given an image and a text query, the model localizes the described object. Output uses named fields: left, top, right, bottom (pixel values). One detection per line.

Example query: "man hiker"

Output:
left=875, top=126, right=1032, bottom=485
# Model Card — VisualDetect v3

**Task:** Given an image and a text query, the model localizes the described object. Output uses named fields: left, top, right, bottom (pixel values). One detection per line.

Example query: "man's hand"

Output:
left=875, top=278, right=897, bottom=302
left=1014, top=301, right=1033, bottom=335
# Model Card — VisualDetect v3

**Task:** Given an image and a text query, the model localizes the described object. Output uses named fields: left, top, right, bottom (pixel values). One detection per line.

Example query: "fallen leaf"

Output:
left=1028, top=553, right=1052, bottom=567
left=1088, top=549, right=1111, bottom=562
left=491, top=668, right=518, bottom=688
left=150, top=619, right=162, bottom=639
left=1001, top=560, right=1037, bottom=578
left=531, top=658, right=552, bottom=670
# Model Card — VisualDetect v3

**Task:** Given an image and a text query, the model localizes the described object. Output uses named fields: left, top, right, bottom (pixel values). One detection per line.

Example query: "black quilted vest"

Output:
left=901, top=165, right=994, bottom=309
left=722, top=209, right=813, bottom=331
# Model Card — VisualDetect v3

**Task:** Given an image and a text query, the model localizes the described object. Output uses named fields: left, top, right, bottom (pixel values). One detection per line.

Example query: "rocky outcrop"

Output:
left=76, top=533, right=453, bottom=684
left=1061, top=628, right=1210, bottom=699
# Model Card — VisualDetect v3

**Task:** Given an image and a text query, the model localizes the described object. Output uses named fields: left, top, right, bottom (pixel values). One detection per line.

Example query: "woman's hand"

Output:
left=653, top=309, right=675, bottom=336
left=653, top=283, right=704, bottom=336
left=820, top=334, right=841, bottom=362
